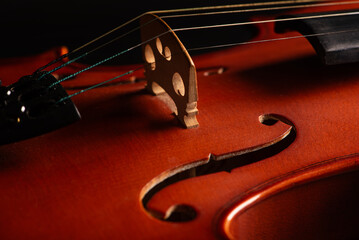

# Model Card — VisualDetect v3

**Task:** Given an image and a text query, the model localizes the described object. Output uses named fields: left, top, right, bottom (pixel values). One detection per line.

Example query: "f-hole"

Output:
left=140, top=114, right=297, bottom=222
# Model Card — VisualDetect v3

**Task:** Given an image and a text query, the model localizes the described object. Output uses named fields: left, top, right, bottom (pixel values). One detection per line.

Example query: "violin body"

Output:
left=1, top=2, right=359, bottom=239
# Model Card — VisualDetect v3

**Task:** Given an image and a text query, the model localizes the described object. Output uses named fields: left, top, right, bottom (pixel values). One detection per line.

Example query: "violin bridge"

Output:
left=140, top=13, right=199, bottom=129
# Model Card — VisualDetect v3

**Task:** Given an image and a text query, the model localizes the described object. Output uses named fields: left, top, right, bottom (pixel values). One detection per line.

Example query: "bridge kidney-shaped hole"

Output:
left=145, top=44, right=156, bottom=70
left=156, top=38, right=163, bottom=55
left=164, top=46, right=171, bottom=61
left=172, top=72, right=185, bottom=96
left=156, top=38, right=171, bottom=61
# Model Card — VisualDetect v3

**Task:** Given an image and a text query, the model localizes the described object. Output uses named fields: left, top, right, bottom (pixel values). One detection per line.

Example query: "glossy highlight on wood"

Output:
left=220, top=154, right=359, bottom=240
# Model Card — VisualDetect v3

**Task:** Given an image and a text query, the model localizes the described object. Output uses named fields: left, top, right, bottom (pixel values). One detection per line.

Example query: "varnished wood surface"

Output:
left=221, top=154, right=359, bottom=239
left=1, top=3, right=359, bottom=239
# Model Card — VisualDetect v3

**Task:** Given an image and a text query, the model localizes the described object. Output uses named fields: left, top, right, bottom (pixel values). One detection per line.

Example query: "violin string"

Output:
left=40, top=3, right=359, bottom=82
left=41, top=0, right=359, bottom=76
left=39, top=1, right=359, bottom=100
left=48, top=48, right=133, bottom=88
left=35, top=0, right=350, bottom=72
left=39, top=54, right=88, bottom=80
left=160, top=0, right=359, bottom=19
left=48, top=6, right=359, bottom=88
left=56, top=67, right=143, bottom=104
left=173, top=10, right=359, bottom=32
left=57, top=27, right=358, bottom=102
left=152, top=0, right=325, bottom=15
left=38, top=17, right=159, bottom=79
left=188, top=28, right=359, bottom=52
left=35, top=13, right=147, bottom=73
left=48, top=31, right=170, bottom=88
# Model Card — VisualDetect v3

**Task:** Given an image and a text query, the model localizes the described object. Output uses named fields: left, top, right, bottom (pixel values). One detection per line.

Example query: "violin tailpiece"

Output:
left=0, top=72, right=80, bottom=145
left=140, top=13, right=199, bottom=129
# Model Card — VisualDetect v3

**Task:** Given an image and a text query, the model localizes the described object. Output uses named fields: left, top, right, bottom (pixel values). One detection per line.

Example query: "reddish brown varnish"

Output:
left=0, top=2, right=359, bottom=239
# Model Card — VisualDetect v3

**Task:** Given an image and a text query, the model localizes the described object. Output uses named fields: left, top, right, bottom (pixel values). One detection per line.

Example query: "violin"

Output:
left=1, top=1, right=359, bottom=239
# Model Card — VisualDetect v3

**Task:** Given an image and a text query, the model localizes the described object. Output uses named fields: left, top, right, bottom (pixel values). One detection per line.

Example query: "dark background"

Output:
left=0, top=1, right=261, bottom=59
